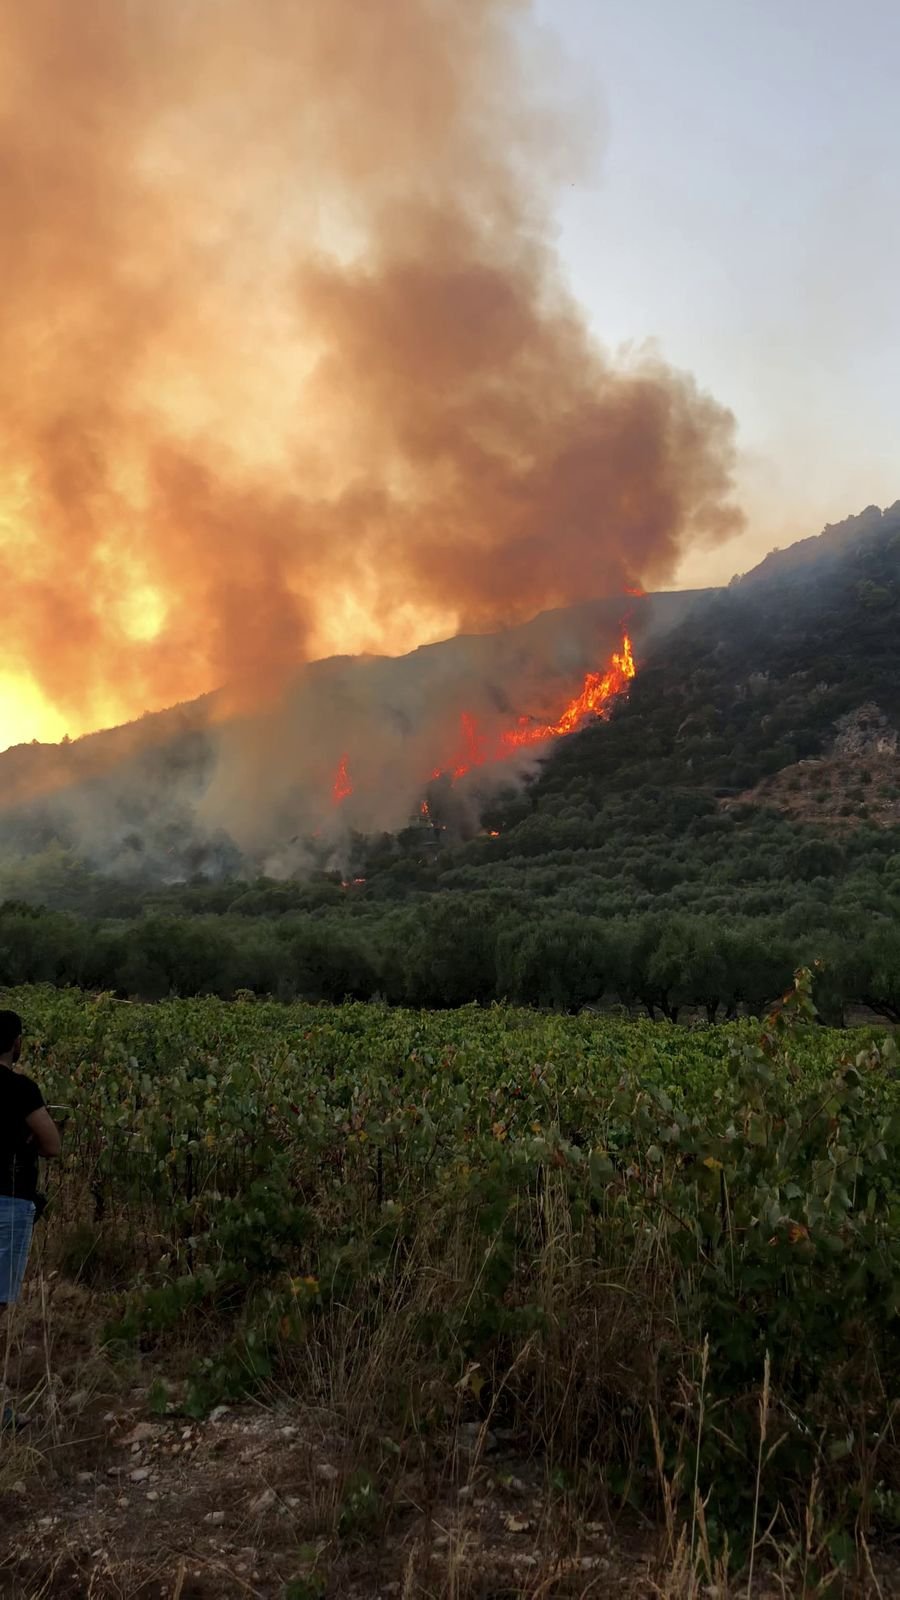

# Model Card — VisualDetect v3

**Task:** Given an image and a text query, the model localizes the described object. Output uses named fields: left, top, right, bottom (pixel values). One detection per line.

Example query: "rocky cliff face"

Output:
left=722, top=703, right=900, bottom=829
left=833, top=704, right=898, bottom=760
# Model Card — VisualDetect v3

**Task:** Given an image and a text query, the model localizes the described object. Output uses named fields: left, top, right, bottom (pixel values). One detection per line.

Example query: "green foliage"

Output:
left=338, top=1470, right=382, bottom=1542
left=2, top=513, right=900, bottom=1024
left=612, top=970, right=900, bottom=1539
left=283, top=1576, right=327, bottom=1600
left=9, top=976, right=900, bottom=1551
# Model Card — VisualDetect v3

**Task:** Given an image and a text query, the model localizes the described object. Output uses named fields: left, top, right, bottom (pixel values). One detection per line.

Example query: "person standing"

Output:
left=0, top=1010, right=60, bottom=1310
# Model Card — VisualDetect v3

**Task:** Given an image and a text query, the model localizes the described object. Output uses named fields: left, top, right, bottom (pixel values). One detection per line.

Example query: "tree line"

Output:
left=3, top=895, right=899, bottom=1024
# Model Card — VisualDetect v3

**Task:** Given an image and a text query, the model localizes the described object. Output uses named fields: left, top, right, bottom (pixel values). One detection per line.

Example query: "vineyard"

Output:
left=5, top=980, right=900, bottom=1593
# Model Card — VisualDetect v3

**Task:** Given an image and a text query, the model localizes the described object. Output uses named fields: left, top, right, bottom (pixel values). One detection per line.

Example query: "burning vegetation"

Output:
left=331, top=631, right=635, bottom=820
left=0, top=0, right=740, bottom=759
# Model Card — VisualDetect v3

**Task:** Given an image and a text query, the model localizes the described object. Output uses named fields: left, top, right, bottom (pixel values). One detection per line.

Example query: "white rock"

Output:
left=146, top=1491, right=160, bottom=1503
left=315, top=1463, right=339, bottom=1483
left=122, top=1422, right=157, bottom=1446
left=10, top=1481, right=26, bottom=1496
left=129, top=1467, right=152, bottom=1483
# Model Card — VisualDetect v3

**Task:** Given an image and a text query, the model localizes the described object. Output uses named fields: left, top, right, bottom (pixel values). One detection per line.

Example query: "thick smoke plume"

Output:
left=0, top=0, right=742, bottom=747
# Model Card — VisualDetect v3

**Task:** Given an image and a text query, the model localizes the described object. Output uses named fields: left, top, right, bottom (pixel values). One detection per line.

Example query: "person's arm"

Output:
left=25, top=1106, right=61, bottom=1159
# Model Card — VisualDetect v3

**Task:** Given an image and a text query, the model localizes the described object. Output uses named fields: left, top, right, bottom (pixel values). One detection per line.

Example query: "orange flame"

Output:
left=332, top=753, right=353, bottom=804
left=330, top=633, right=635, bottom=812
left=500, top=633, right=635, bottom=752
left=438, top=632, right=635, bottom=780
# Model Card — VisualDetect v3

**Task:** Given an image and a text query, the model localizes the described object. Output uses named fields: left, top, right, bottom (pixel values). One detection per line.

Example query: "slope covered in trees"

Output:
left=1, top=504, right=899, bottom=1018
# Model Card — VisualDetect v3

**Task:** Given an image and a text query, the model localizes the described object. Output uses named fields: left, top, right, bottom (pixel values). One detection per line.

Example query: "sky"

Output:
left=1, top=0, right=898, bottom=754
left=539, top=0, right=900, bottom=587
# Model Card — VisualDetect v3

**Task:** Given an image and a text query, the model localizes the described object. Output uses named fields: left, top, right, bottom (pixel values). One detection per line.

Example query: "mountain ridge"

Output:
left=0, top=499, right=898, bottom=897
left=1, top=499, right=900, bottom=1020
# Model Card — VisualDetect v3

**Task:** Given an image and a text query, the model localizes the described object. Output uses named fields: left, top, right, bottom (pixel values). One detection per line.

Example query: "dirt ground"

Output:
left=0, top=1398, right=648, bottom=1598
left=1, top=1286, right=898, bottom=1599
left=722, top=751, right=900, bottom=833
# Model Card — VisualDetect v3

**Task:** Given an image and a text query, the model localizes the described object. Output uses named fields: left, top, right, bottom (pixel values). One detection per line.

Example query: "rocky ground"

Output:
left=0, top=1399, right=648, bottom=1598
left=2, top=1286, right=898, bottom=1598
left=0, top=1282, right=657, bottom=1599
left=723, top=751, right=900, bottom=829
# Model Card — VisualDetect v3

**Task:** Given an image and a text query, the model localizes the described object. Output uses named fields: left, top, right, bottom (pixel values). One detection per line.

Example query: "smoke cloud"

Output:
left=0, top=0, right=742, bottom=748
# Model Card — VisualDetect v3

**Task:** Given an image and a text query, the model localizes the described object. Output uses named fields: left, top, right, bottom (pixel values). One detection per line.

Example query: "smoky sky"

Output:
left=0, top=0, right=743, bottom=738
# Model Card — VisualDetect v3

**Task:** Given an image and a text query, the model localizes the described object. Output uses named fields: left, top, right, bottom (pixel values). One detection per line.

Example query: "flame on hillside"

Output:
left=0, top=0, right=741, bottom=757
left=498, top=634, right=635, bottom=757
left=332, top=754, right=353, bottom=805
left=330, top=632, right=634, bottom=811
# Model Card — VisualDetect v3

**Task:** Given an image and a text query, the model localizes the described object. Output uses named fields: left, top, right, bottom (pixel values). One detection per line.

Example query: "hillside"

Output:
left=1, top=503, right=899, bottom=1019
left=0, top=588, right=697, bottom=871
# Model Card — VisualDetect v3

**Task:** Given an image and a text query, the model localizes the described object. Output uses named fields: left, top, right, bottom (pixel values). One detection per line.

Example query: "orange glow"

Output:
left=0, top=674, right=69, bottom=751
left=0, top=2, right=740, bottom=756
left=444, top=710, right=488, bottom=781
left=500, top=633, right=635, bottom=753
left=331, top=632, right=636, bottom=816
left=436, top=632, right=636, bottom=781
left=332, top=754, right=353, bottom=804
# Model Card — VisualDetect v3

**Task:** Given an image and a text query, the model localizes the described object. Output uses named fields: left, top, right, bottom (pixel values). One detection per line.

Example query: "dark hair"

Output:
left=0, top=1010, right=23, bottom=1054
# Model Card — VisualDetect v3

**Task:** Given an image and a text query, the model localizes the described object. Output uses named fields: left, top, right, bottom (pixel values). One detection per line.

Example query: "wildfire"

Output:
left=499, top=634, right=635, bottom=756
left=432, top=710, right=489, bottom=782
left=435, top=632, right=635, bottom=781
left=332, top=754, right=353, bottom=804
left=330, top=633, right=635, bottom=811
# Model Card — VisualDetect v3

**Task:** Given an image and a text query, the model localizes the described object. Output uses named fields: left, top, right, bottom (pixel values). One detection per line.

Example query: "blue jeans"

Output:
left=0, top=1197, right=35, bottom=1304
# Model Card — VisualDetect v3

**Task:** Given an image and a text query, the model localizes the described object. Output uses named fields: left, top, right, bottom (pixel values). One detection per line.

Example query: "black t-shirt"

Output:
left=0, top=1066, right=45, bottom=1200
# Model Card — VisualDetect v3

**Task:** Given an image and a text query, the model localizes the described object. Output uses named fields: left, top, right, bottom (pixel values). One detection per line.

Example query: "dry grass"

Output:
left=2, top=1257, right=898, bottom=1599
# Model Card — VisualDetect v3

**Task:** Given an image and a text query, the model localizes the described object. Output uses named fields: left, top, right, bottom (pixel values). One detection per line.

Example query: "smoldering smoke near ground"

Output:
left=1, top=0, right=743, bottom=776
left=0, top=595, right=668, bottom=878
